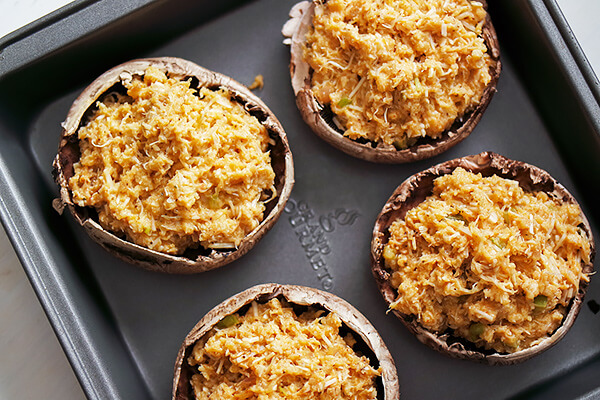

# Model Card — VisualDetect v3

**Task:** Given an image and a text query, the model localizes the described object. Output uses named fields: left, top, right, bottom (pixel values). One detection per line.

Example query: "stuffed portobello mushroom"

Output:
left=283, top=0, right=501, bottom=163
left=173, top=284, right=399, bottom=399
left=53, top=57, right=294, bottom=274
left=371, top=152, right=595, bottom=364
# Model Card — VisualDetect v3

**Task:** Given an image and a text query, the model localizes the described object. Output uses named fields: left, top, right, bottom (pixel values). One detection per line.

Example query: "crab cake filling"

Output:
left=188, top=298, right=380, bottom=399
left=303, top=0, right=494, bottom=148
left=383, top=168, right=591, bottom=353
left=69, top=66, right=276, bottom=255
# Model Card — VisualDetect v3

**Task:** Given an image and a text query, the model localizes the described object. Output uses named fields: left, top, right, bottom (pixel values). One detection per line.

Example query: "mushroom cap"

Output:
left=283, top=1, right=501, bottom=163
left=53, top=57, right=294, bottom=274
left=172, top=283, right=400, bottom=399
left=370, top=152, right=595, bottom=364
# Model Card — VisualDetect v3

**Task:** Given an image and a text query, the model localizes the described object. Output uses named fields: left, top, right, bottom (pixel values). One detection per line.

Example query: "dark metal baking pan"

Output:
left=0, top=0, right=599, bottom=399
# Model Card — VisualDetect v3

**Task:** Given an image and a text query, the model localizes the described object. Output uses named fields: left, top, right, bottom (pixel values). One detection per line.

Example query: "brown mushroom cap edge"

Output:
left=370, top=152, right=596, bottom=364
left=283, top=1, right=502, bottom=163
left=172, top=283, right=400, bottom=399
left=52, top=57, right=294, bottom=274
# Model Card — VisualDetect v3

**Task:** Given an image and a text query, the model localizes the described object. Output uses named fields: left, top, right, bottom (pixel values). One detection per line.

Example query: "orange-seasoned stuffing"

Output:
left=383, top=168, right=591, bottom=353
left=69, top=66, right=275, bottom=255
left=304, top=0, right=493, bottom=148
left=188, top=298, right=380, bottom=399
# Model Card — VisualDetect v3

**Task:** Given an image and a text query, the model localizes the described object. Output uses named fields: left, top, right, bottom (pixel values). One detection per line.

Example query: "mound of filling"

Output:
left=188, top=298, right=380, bottom=400
left=69, top=66, right=276, bottom=255
left=303, top=0, right=494, bottom=148
left=383, top=168, right=592, bottom=353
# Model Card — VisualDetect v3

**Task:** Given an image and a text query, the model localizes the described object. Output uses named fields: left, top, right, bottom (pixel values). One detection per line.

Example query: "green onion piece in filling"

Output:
left=534, top=295, right=548, bottom=309
left=491, top=237, right=506, bottom=249
left=503, top=207, right=521, bottom=224
left=447, top=213, right=467, bottom=223
left=469, top=323, right=485, bottom=339
left=216, top=314, right=239, bottom=329
left=337, top=97, right=352, bottom=107
left=208, top=193, right=221, bottom=209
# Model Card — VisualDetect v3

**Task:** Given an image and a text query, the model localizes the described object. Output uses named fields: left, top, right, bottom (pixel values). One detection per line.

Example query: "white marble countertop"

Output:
left=0, top=1, right=598, bottom=399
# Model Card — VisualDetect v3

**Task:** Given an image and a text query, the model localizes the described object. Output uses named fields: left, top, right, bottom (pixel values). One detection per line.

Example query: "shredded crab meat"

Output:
left=69, top=66, right=276, bottom=255
left=188, top=298, right=380, bottom=400
left=303, top=0, right=493, bottom=148
left=383, top=168, right=591, bottom=353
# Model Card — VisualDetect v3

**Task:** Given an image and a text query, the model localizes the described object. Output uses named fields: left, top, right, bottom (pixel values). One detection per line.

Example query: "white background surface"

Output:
left=0, top=1, right=598, bottom=399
